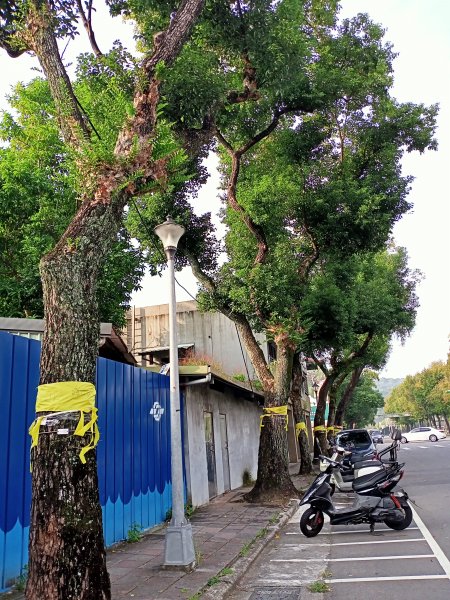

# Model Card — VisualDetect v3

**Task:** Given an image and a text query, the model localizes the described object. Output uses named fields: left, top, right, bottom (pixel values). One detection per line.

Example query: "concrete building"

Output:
left=124, top=302, right=313, bottom=506
left=122, top=301, right=266, bottom=379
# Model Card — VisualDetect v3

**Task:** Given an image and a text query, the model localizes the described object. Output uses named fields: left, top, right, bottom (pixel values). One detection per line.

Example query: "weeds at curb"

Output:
left=308, top=580, right=331, bottom=593
left=239, top=527, right=268, bottom=557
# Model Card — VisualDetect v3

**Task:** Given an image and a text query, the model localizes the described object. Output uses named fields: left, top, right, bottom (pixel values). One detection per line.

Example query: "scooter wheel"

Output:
left=384, top=504, right=413, bottom=530
left=300, top=508, right=324, bottom=538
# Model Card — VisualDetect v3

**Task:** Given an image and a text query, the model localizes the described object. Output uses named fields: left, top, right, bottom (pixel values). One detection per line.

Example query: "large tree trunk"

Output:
left=25, top=191, right=123, bottom=600
left=291, top=358, right=313, bottom=475
left=245, top=340, right=299, bottom=503
left=325, top=372, right=346, bottom=450
left=313, top=375, right=335, bottom=458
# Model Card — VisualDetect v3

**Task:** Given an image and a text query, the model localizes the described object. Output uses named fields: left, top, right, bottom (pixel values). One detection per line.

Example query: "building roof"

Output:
left=0, top=317, right=136, bottom=365
left=144, top=364, right=264, bottom=402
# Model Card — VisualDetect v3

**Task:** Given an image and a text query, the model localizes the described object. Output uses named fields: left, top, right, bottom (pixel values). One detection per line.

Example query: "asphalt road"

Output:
left=397, top=438, right=450, bottom=558
left=226, top=438, right=450, bottom=600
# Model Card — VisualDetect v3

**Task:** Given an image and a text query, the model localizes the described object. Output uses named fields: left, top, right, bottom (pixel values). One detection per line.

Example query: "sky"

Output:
left=1, top=1, right=449, bottom=379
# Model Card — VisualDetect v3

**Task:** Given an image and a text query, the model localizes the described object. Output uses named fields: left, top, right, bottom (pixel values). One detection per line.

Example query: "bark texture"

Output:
left=245, top=341, right=298, bottom=503
left=291, top=359, right=312, bottom=475
left=313, top=375, right=335, bottom=458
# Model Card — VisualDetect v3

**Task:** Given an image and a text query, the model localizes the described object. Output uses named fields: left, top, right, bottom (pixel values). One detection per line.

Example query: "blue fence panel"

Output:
left=0, top=332, right=173, bottom=592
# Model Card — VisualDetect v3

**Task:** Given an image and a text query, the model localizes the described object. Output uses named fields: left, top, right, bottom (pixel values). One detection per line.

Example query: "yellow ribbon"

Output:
left=29, top=382, right=100, bottom=469
left=295, top=422, right=307, bottom=434
left=313, top=425, right=327, bottom=432
left=260, top=405, right=288, bottom=431
left=327, top=425, right=342, bottom=433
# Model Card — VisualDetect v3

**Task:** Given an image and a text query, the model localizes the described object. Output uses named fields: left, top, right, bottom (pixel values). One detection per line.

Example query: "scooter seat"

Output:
left=352, top=468, right=389, bottom=492
left=353, top=459, right=382, bottom=470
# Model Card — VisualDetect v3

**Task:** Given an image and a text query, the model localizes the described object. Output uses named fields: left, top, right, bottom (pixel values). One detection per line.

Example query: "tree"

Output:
left=0, top=79, right=144, bottom=325
left=129, top=3, right=436, bottom=502
left=1, top=1, right=205, bottom=598
left=340, top=371, right=384, bottom=427
left=385, top=360, right=449, bottom=428
left=303, top=247, right=420, bottom=452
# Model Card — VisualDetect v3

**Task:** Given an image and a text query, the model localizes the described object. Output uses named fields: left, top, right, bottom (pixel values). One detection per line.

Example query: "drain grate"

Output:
left=249, top=588, right=301, bottom=599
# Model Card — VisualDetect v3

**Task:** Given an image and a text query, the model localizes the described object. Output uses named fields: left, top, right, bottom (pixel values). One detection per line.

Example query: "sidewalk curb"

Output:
left=200, top=498, right=300, bottom=599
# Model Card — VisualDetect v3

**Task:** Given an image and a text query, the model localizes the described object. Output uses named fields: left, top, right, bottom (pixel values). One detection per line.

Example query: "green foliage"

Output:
left=385, top=359, right=449, bottom=420
left=0, top=79, right=144, bottom=326
left=205, top=566, right=233, bottom=588
left=341, top=372, right=385, bottom=427
left=309, top=580, right=331, bottom=593
left=242, top=469, right=255, bottom=487
left=14, top=564, right=28, bottom=592
left=126, top=523, right=142, bottom=543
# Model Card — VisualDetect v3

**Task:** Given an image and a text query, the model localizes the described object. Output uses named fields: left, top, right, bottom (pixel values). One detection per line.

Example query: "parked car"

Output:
left=334, top=429, right=376, bottom=461
left=369, top=429, right=384, bottom=444
left=400, top=427, right=447, bottom=443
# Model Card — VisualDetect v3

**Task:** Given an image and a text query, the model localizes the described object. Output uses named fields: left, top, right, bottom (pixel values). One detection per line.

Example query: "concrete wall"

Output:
left=183, top=384, right=262, bottom=507
left=123, top=301, right=267, bottom=379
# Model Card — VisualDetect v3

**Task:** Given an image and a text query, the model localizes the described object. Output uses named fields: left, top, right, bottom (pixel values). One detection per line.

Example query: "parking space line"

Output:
left=271, top=554, right=434, bottom=563
left=286, top=527, right=420, bottom=535
left=286, top=538, right=426, bottom=547
left=324, top=575, right=449, bottom=583
left=409, top=502, right=450, bottom=578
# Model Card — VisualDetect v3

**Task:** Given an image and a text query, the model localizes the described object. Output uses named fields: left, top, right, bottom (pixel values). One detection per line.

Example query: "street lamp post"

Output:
left=154, top=216, right=195, bottom=568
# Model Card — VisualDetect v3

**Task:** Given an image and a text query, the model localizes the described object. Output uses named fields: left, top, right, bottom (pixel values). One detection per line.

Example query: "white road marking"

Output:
left=286, top=527, right=420, bottom=535
left=434, top=444, right=445, bottom=447
left=324, top=575, right=449, bottom=583
left=271, top=554, right=434, bottom=563
left=254, top=575, right=449, bottom=586
left=409, top=502, right=450, bottom=578
left=290, top=538, right=426, bottom=547
left=419, top=446, right=428, bottom=449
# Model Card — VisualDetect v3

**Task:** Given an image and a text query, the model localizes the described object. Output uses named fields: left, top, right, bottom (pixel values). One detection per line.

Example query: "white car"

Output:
left=400, top=427, right=447, bottom=443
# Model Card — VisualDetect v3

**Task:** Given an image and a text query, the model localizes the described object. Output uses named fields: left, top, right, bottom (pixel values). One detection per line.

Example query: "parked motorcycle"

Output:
left=324, top=433, right=401, bottom=493
left=299, top=453, right=412, bottom=537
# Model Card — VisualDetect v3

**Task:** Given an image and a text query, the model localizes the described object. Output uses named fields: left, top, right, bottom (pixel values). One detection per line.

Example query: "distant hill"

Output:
left=376, top=378, right=404, bottom=399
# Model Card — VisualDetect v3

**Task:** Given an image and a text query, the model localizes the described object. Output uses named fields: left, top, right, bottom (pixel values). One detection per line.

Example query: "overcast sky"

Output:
left=1, top=1, right=449, bottom=379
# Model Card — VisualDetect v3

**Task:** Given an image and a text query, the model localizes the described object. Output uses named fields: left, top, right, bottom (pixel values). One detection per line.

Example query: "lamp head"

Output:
left=154, top=216, right=185, bottom=251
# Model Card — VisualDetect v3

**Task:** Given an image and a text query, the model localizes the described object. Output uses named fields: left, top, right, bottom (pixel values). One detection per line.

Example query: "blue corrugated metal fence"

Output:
left=0, top=331, right=173, bottom=591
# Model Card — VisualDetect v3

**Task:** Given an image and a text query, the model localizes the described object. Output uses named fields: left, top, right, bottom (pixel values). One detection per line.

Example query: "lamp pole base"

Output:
left=163, top=522, right=196, bottom=569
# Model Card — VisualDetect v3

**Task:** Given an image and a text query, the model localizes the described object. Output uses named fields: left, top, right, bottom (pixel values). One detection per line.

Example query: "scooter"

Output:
left=323, top=434, right=401, bottom=493
left=299, top=454, right=412, bottom=537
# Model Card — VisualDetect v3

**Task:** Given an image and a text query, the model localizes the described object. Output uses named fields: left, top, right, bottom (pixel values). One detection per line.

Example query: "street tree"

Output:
left=304, top=247, right=420, bottom=452
left=385, top=360, right=449, bottom=428
left=1, top=1, right=205, bottom=598
left=129, top=3, right=436, bottom=502
left=340, top=370, right=384, bottom=428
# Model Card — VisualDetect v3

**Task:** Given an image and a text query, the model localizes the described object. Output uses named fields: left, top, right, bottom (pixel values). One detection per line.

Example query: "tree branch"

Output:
left=76, top=0, right=103, bottom=57
left=22, top=1, right=90, bottom=146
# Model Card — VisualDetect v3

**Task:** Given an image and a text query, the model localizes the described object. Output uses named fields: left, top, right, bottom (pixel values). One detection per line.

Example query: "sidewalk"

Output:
left=5, top=467, right=313, bottom=600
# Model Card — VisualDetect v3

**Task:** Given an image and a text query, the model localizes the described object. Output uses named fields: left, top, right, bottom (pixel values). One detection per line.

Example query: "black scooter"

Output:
left=299, top=454, right=412, bottom=537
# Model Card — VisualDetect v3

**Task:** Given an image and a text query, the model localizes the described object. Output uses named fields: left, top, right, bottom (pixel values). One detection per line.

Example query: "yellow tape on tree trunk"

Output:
left=327, top=426, right=342, bottom=433
left=313, top=425, right=327, bottom=432
left=260, top=405, right=288, bottom=431
left=29, top=382, right=99, bottom=468
left=295, top=422, right=307, bottom=434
